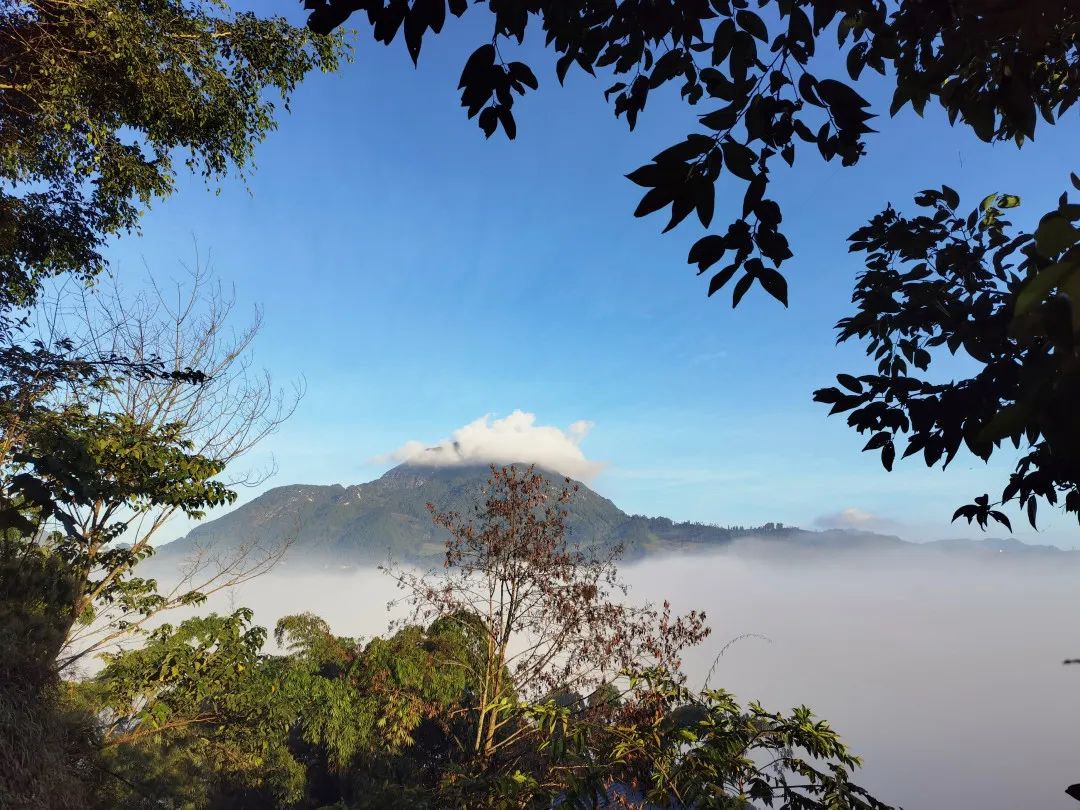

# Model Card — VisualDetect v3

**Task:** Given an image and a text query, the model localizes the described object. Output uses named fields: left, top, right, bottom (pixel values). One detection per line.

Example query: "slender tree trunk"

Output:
left=473, top=633, right=496, bottom=756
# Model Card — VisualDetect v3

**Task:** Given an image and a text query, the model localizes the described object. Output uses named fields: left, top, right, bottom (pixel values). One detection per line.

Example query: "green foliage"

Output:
left=283, top=610, right=487, bottom=787
left=0, top=539, right=100, bottom=810
left=0, top=399, right=238, bottom=668
left=15, top=408, right=233, bottom=529
left=82, top=609, right=489, bottom=808
left=0, top=520, right=111, bottom=809
left=0, top=679, right=100, bottom=810
left=0, top=0, right=346, bottom=678
left=0, top=535, right=77, bottom=684
left=275, top=611, right=357, bottom=666
left=303, top=0, right=1079, bottom=306
left=0, top=3, right=343, bottom=805
left=20, top=584, right=893, bottom=808
left=814, top=180, right=1080, bottom=528
left=82, top=609, right=307, bottom=808
left=530, top=668, right=892, bottom=809
left=0, top=0, right=345, bottom=307
left=96, top=609, right=268, bottom=742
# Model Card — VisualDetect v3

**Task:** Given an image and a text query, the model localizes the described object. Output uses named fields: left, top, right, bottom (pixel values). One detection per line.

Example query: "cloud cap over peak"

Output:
left=814, top=507, right=899, bottom=533
left=375, top=410, right=605, bottom=481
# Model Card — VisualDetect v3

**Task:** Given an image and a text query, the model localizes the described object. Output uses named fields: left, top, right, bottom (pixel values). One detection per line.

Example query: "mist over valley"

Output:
left=156, top=463, right=1080, bottom=810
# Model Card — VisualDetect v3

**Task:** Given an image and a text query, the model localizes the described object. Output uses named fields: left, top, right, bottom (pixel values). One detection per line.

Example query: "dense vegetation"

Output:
left=72, top=467, right=891, bottom=809
left=0, top=2, right=342, bottom=805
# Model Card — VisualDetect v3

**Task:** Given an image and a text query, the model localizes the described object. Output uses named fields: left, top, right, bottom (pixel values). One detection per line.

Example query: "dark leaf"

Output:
left=812, top=387, right=842, bottom=404
left=663, top=194, right=695, bottom=232
left=625, top=163, right=669, bottom=188
left=634, top=187, right=673, bottom=218
left=712, top=18, right=736, bottom=65
left=654, top=135, right=714, bottom=163
left=604, top=81, right=626, bottom=101
left=509, top=62, right=539, bottom=91
left=941, top=185, right=960, bottom=210
left=689, top=235, right=727, bottom=272
left=720, top=139, right=756, bottom=181
left=460, top=44, right=496, bottom=88
left=989, top=511, right=1013, bottom=532
left=732, top=272, right=754, bottom=307
left=837, top=373, right=862, bottom=393
left=864, top=432, right=890, bottom=451
left=700, top=106, right=739, bottom=131
left=742, top=175, right=765, bottom=217
left=757, top=266, right=787, bottom=306
left=479, top=106, right=498, bottom=137
left=695, top=180, right=716, bottom=227
left=816, top=78, right=870, bottom=110
left=1014, top=261, right=1076, bottom=316
left=1034, top=215, right=1080, bottom=257
left=881, top=440, right=895, bottom=471
left=708, top=263, right=738, bottom=295
left=735, top=10, right=768, bottom=42
left=797, top=74, right=821, bottom=106
left=889, top=86, right=910, bottom=116
left=556, top=52, right=574, bottom=84
left=497, top=105, right=517, bottom=139
left=845, top=43, right=866, bottom=81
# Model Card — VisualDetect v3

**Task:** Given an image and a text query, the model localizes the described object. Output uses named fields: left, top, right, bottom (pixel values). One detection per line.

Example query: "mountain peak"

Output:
left=157, top=466, right=1074, bottom=567
left=163, top=463, right=627, bottom=563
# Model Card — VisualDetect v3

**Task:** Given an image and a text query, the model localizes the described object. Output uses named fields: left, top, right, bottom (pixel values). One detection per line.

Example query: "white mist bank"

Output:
left=188, top=548, right=1079, bottom=810
left=622, top=551, right=1080, bottom=810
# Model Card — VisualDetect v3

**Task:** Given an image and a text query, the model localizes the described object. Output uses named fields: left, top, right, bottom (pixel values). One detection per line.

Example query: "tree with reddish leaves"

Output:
left=384, top=465, right=709, bottom=782
left=383, top=465, right=893, bottom=808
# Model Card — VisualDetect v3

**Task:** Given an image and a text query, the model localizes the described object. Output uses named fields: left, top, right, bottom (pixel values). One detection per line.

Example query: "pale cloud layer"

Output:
left=193, top=552, right=1079, bottom=810
left=375, top=410, right=605, bottom=481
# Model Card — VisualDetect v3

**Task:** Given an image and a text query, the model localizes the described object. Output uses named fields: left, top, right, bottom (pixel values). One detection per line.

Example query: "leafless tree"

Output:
left=383, top=464, right=710, bottom=763
left=27, top=252, right=302, bottom=671
left=58, top=253, right=301, bottom=487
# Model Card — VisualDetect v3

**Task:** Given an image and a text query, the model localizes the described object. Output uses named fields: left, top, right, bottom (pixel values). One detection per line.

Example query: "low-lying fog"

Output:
left=174, top=544, right=1080, bottom=809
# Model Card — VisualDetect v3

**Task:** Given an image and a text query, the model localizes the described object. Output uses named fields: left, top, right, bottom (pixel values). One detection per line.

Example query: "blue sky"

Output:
left=107, top=8, right=1079, bottom=547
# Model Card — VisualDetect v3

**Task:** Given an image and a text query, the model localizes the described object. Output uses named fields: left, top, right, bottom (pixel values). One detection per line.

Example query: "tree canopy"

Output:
left=0, top=0, right=345, bottom=309
left=0, top=6, right=343, bottom=804
left=815, top=183, right=1080, bottom=529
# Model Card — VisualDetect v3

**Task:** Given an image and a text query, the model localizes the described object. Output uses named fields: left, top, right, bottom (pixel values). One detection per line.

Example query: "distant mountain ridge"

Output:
left=160, top=463, right=1075, bottom=565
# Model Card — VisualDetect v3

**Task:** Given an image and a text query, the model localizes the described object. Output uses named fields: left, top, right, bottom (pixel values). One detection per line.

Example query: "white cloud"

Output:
left=374, top=410, right=606, bottom=481
left=815, top=507, right=898, bottom=532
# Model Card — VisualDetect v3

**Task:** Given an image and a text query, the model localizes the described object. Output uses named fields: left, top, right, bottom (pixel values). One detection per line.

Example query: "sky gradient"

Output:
left=104, top=8, right=1080, bottom=547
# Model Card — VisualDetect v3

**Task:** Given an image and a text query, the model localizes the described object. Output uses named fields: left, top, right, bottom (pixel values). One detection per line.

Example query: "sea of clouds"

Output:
left=192, top=546, right=1080, bottom=810
left=148, top=410, right=1080, bottom=807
